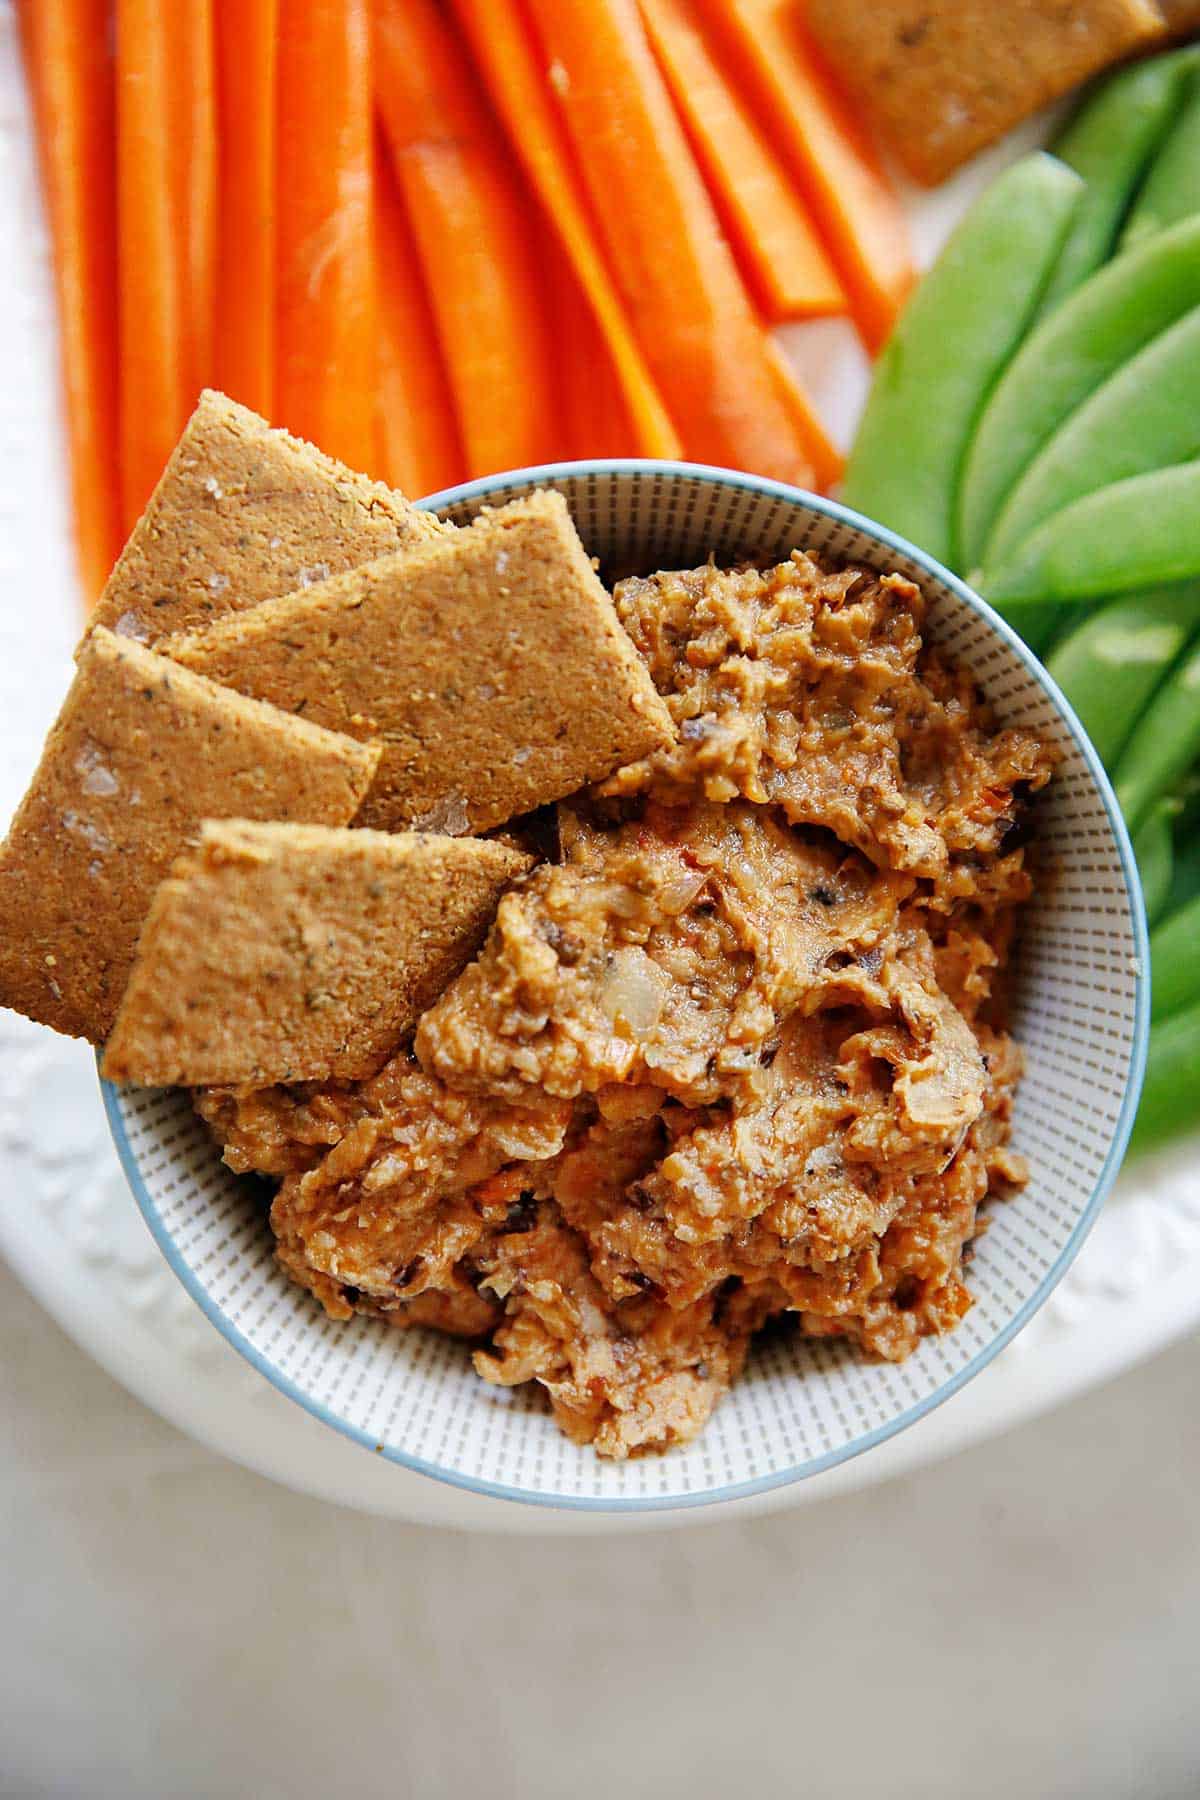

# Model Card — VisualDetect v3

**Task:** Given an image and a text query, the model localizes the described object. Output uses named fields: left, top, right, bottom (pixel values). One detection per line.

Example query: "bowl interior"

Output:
left=104, top=464, right=1147, bottom=1511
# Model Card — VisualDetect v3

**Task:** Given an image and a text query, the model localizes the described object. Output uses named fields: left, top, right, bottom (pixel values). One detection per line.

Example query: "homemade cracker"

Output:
left=103, top=822, right=529, bottom=1087
left=1159, top=0, right=1200, bottom=30
left=168, top=490, right=674, bottom=834
left=0, top=629, right=379, bottom=1043
left=91, top=390, right=447, bottom=646
left=806, top=0, right=1165, bottom=185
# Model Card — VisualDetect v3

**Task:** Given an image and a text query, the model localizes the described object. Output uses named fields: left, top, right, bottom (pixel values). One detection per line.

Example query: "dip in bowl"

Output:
left=104, top=462, right=1148, bottom=1515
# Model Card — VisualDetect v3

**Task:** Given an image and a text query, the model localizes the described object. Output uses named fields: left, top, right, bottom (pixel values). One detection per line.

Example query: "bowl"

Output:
left=102, top=461, right=1149, bottom=1515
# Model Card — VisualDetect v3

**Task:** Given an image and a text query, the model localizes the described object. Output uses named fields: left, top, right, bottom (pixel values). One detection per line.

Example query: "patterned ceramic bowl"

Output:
left=103, top=462, right=1149, bottom=1515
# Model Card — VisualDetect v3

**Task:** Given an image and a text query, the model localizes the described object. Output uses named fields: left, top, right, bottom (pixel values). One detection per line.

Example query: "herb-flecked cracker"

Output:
left=168, top=489, right=675, bottom=834
left=91, top=390, right=448, bottom=647
left=103, top=821, right=529, bottom=1086
left=806, top=0, right=1164, bottom=186
left=0, top=628, right=380, bottom=1043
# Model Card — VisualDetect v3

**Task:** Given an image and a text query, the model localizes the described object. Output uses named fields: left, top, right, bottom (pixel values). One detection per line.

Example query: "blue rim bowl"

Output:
left=102, top=460, right=1149, bottom=1515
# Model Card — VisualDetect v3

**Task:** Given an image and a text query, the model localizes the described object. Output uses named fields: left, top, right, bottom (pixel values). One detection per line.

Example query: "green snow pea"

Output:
left=1114, top=629, right=1200, bottom=834
left=989, top=598, right=1081, bottom=659
left=957, top=215, right=1200, bottom=571
left=840, top=154, right=1082, bottom=571
left=1041, top=47, right=1199, bottom=310
left=1128, top=999, right=1200, bottom=1156
left=1149, top=891, right=1200, bottom=1023
left=983, top=307, right=1200, bottom=570
left=1133, top=799, right=1175, bottom=926
left=979, top=463, right=1200, bottom=619
left=1122, top=72, right=1200, bottom=248
left=1163, top=778, right=1200, bottom=918
left=1046, top=584, right=1200, bottom=766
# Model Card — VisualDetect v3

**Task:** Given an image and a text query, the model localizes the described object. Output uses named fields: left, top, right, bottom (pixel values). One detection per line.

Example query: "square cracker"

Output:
left=91, top=390, right=448, bottom=647
left=806, top=0, right=1165, bottom=186
left=168, top=490, right=675, bottom=834
left=0, top=628, right=380, bottom=1043
left=102, top=821, right=529, bottom=1087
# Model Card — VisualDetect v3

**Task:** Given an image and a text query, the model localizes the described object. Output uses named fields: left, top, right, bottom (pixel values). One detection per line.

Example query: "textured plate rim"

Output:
left=101, top=458, right=1151, bottom=1514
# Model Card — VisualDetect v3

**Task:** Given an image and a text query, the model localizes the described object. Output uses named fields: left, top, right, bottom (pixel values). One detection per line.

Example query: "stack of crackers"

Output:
left=0, top=392, right=672, bottom=1089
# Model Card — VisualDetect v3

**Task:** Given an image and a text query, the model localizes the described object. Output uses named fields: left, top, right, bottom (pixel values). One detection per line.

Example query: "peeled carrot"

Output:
left=215, top=0, right=275, bottom=415
left=275, top=0, right=374, bottom=469
left=548, top=229, right=643, bottom=459
left=698, top=0, right=913, bottom=352
left=17, top=0, right=122, bottom=602
left=638, top=0, right=844, bottom=323
left=524, top=0, right=816, bottom=485
left=115, top=0, right=190, bottom=528
left=166, top=0, right=216, bottom=409
left=450, top=0, right=681, bottom=461
left=375, top=0, right=561, bottom=478
left=763, top=337, right=844, bottom=493
left=373, top=136, right=465, bottom=498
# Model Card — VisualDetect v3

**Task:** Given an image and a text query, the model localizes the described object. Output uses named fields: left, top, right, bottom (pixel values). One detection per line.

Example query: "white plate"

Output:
left=0, top=23, right=1196, bottom=1530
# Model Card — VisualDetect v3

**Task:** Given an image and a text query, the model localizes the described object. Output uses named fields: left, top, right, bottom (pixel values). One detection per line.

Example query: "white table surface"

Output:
left=2, top=1254, right=1197, bottom=1800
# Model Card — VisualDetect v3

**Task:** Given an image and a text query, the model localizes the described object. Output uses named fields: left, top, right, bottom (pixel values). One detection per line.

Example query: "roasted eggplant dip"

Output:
left=195, top=549, right=1052, bottom=1458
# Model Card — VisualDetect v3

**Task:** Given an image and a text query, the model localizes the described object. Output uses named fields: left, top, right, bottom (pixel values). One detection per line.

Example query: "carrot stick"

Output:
left=17, top=0, right=123, bottom=603
left=215, top=0, right=275, bottom=416
left=638, top=0, right=844, bottom=323
left=375, top=0, right=560, bottom=478
left=115, top=0, right=190, bottom=529
left=524, top=0, right=817, bottom=485
left=275, top=0, right=374, bottom=470
left=449, top=0, right=681, bottom=460
left=763, top=337, right=844, bottom=493
left=166, top=0, right=216, bottom=409
left=548, top=230, right=642, bottom=458
left=698, top=0, right=913, bottom=352
left=373, top=135, right=465, bottom=498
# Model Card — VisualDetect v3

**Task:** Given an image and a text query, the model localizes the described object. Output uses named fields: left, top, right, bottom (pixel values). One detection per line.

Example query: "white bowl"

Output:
left=102, top=462, right=1149, bottom=1515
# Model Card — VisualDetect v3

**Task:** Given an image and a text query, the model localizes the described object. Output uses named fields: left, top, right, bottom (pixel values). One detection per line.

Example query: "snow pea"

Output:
left=980, top=463, right=1200, bottom=618
left=1047, top=584, right=1200, bottom=766
left=1150, top=892, right=1200, bottom=1023
left=840, top=154, right=1082, bottom=570
left=983, top=308, right=1200, bottom=570
left=1114, top=629, right=1200, bottom=834
left=1128, top=999, right=1200, bottom=1156
left=958, top=215, right=1200, bottom=572
left=988, top=597, right=1080, bottom=659
left=1133, top=799, right=1175, bottom=927
left=1122, top=72, right=1200, bottom=248
left=1041, top=47, right=1200, bottom=310
left=1163, top=778, right=1200, bottom=918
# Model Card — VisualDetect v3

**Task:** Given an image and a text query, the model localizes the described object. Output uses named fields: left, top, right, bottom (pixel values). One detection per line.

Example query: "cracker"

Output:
left=806, top=0, right=1165, bottom=186
left=1159, top=0, right=1200, bottom=31
left=168, top=490, right=675, bottom=834
left=91, top=390, right=447, bottom=646
left=102, top=822, right=529, bottom=1086
left=0, top=629, right=379, bottom=1043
